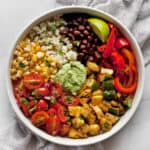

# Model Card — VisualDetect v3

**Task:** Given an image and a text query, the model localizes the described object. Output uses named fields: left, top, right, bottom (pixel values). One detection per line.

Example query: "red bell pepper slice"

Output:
left=97, top=44, right=106, bottom=53
left=122, top=48, right=135, bottom=66
left=115, top=38, right=129, bottom=49
left=114, top=65, right=137, bottom=94
left=111, top=52, right=125, bottom=72
left=114, top=76, right=137, bottom=94
left=103, top=27, right=117, bottom=58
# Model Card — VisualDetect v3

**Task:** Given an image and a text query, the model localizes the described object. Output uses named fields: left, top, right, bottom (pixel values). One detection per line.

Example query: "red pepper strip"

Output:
left=115, top=38, right=129, bottom=49
left=114, top=76, right=137, bottom=94
left=122, top=48, right=135, bottom=66
left=103, top=27, right=117, bottom=58
left=97, top=44, right=106, bottom=53
left=126, top=65, right=137, bottom=87
left=114, top=65, right=137, bottom=94
left=111, top=52, right=125, bottom=72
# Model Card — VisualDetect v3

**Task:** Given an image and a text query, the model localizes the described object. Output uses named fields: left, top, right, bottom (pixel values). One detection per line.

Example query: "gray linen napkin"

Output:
left=2, top=0, right=150, bottom=149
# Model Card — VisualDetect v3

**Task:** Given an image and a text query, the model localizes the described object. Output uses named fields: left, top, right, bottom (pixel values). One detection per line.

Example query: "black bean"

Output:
left=80, top=44, right=86, bottom=49
left=74, top=30, right=81, bottom=36
left=87, top=36, right=92, bottom=41
left=88, top=56, right=94, bottom=61
left=78, top=25, right=85, bottom=31
left=68, top=22, right=73, bottom=27
left=73, top=20, right=79, bottom=26
left=80, top=34, right=84, bottom=38
left=77, top=53, right=84, bottom=60
left=92, top=44, right=96, bottom=48
left=59, top=26, right=67, bottom=34
left=94, top=38, right=98, bottom=43
left=89, top=48, right=94, bottom=55
left=82, top=49, right=88, bottom=54
left=69, top=28, right=73, bottom=32
left=82, top=39, right=88, bottom=44
left=78, top=52, right=84, bottom=57
left=83, top=30, right=89, bottom=36
left=86, top=25, right=91, bottom=31
left=87, top=43, right=90, bottom=48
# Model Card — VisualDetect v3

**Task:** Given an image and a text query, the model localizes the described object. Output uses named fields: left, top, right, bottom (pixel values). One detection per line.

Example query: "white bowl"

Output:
left=6, top=6, right=145, bottom=146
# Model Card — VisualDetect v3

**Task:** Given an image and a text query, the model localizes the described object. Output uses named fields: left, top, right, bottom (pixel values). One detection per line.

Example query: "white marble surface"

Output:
left=0, top=0, right=150, bottom=149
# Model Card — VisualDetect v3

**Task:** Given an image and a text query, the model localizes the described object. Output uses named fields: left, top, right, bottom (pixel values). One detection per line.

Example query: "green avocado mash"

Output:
left=55, top=61, right=87, bottom=95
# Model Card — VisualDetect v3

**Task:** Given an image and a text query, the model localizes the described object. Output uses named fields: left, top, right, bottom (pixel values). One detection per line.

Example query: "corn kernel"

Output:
left=32, top=55, right=37, bottom=62
left=36, top=52, right=44, bottom=58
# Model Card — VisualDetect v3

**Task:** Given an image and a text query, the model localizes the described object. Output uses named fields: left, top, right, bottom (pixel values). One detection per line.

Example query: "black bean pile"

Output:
left=60, top=14, right=102, bottom=64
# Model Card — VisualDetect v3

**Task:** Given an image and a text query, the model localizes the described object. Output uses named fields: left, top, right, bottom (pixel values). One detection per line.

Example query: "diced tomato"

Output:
left=21, top=104, right=30, bottom=117
left=46, top=115, right=61, bottom=135
left=37, top=100, right=48, bottom=111
left=61, top=96, right=80, bottom=106
left=27, top=101, right=38, bottom=115
left=49, top=82, right=64, bottom=98
left=50, top=103, right=68, bottom=123
left=60, top=124, right=70, bottom=136
left=23, top=73, right=44, bottom=90
left=35, top=87, right=49, bottom=96
left=57, top=104, right=68, bottom=123
left=48, top=108, right=57, bottom=116
left=31, top=111, right=49, bottom=127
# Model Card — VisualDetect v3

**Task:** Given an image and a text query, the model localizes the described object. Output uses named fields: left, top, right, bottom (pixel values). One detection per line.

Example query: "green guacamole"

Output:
left=55, top=61, right=87, bottom=95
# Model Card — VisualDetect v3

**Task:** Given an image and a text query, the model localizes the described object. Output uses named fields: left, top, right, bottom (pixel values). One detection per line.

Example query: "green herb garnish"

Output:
left=79, top=115, right=84, bottom=120
left=21, top=97, right=29, bottom=104
left=50, top=24, right=56, bottom=33
left=50, top=98, right=56, bottom=104
left=29, top=106, right=37, bottom=112
left=64, top=109, right=70, bottom=116
left=44, top=59, right=51, bottom=67
left=31, top=90, right=37, bottom=96
left=19, top=62, right=26, bottom=68
left=67, top=118, right=72, bottom=125
left=56, top=19, right=65, bottom=27
left=58, top=49, right=64, bottom=56
left=66, top=96, right=72, bottom=103
left=74, top=40, right=81, bottom=47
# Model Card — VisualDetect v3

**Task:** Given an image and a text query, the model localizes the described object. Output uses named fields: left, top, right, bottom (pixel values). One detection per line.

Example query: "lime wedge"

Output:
left=88, top=18, right=110, bottom=43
